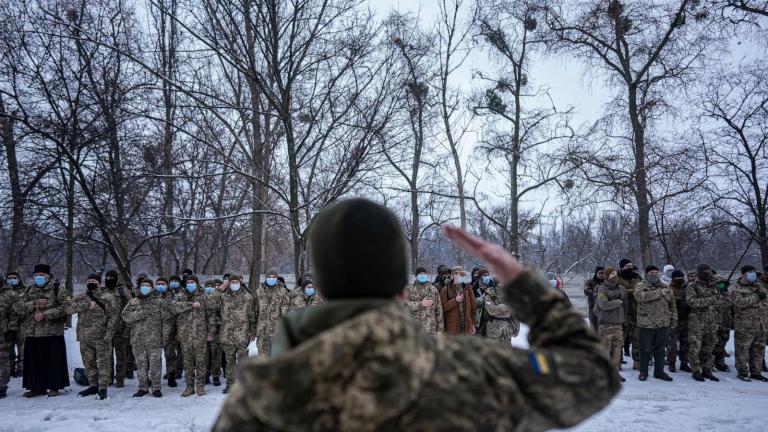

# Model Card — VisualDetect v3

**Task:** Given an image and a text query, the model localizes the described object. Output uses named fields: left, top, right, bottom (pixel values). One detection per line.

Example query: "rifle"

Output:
left=726, top=237, right=754, bottom=283
left=86, top=290, right=107, bottom=313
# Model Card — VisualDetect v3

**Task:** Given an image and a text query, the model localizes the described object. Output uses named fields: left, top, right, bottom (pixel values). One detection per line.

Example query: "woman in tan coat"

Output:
left=440, top=266, right=476, bottom=334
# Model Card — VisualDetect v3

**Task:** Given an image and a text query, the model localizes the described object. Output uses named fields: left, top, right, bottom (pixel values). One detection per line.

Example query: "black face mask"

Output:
left=105, top=278, right=117, bottom=289
left=620, top=268, right=634, bottom=278
left=86, top=283, right=98, bottom=291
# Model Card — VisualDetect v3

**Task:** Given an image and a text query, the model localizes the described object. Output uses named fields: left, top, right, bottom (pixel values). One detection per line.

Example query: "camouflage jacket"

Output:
left=595, top=282, right=627, bottom=324
left=218, top=289, right=256, bottom=347
left=107, top=284, right=133, bottom=339
left=171, top=290, right=215, bottom=345
left=0, top=285, right=20, bottom=346
left=685, top=280, right=721, bottom=326
left=121, top=293, right=164, bottom=348
left=618, top=274, right=642, bottom=323
left=730, top=279, right=768, bottom=332
left=205, top=291, right=223, bottom=340
left=14, top=280, right=70, bottom=337
left=403, top=282, right=444, bottom=333
left=635, top=280, right=677, bottom=329
left=69, top=288, right=119, bottom=343
left=583, top=277, right=600, bottom=307
left=482, top=285, right=514, bottom=320
left=290, top=292, right=325, bottom=311
left=255, top=285, right=291, bottom=340
left=668, top=281, right=689, bottom=321
left=212, top=270, right=620, bottom=432
left=159, top=292, right=178, bottom=345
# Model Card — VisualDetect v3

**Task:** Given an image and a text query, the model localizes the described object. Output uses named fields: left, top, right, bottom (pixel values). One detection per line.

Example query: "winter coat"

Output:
left=14, top=280, right=70, bottom=337
left=218, top=288, right=257, bottom=347
left=121, top=293, right=164, bottom=348
left=596, top=282, right=627, bottom=324
left=255, top=284, right=291, bottom=340
left=618, top=273, right=642, bottom=324
left=171, top=289, right=215, bottom=346
left=69, top=288, right=119, bottom=343
left=403, top=282, right=444, bottom=333
left=635, top=280, right=677, bottom=329
left=289, top=292, right=325, bottom=311
left=440, top=282, right=476, bottom=334
left=0, top=285, right=20, bottom=346
left=584, top=277, right=600, bottom=308
left=685, top=280, right=721, bottom=327
left=730, top=279, right=768, bottom=332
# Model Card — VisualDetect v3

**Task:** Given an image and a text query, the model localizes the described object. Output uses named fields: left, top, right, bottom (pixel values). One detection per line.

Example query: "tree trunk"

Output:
left=628, top=85, right=652, bottom=266
left=1, top=97, right=24, bottom=272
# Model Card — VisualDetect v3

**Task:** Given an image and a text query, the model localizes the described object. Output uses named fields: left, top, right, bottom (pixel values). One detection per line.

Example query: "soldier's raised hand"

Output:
left=36, top=298, right=48, bottom=306
left=444, top=225, right=523, bottom=285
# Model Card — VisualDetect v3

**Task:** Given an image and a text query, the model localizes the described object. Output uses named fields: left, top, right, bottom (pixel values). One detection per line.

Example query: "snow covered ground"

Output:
left=2, top=283, right=767, bottom=431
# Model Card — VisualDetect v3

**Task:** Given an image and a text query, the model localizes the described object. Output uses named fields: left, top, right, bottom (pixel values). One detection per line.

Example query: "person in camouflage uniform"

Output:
left=3, top=271, right=24, bottom=379
left=255, top=269, right=291, bottom=358
left=290, top=280, right=325, bottom=311
left=153, top=277, right=179, bottom=387
left=122, top=278, right=164, bottom=397
left=478, top=268, right=520, bottom=342
left=403, top=267, right=443, bottom=333
left=204, top=279, right=223, bottom=387
left=0, top=272, right=21, bottom=398
left=164, top=274, right=184, bottom=382
left=686, top=264, right=722, bottom=382
left=69, top=273, right=119, bottom=399
left=713, top=276, right=733, bottom=372
left=596, top=266, right=627, bottom=382
left=618, top=259, right=642, bottom=370
left=104, top=269, right=133, bottom=387
left=171, top=275, right=216, bottom=396
left=730, top=265, right=768, bottom=382
left=14, top=264, right=71, bottom=397
left=666, top=269, right=690, bottom=372
left=212, top=199, right=620, bottom=432
left=217, top=274, right=256, bottom=394
left=634, top=265, right=676, bottom=382
left=584, top=267, right=604, bottom=332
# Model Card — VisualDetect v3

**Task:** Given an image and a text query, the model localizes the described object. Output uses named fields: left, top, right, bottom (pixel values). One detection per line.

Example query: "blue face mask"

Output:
left=304, top=287, right=316, bottom=297
left=229, top=283, right=241, bottom=292
left=7, top=278, right=18, bottom=286
left=140, top=286, right=152, bottom=296
left=548, top=279, right=558, bottom=288
left=416, top=274, right=429, bottom=284
left=204, top=287, right=215, bottom=295
left=170, top=281, right=180, bottom=289
left=481, top=275, right=492, bottom=285
left=266, top=277, right=277, bottom=287
left=746, top=272, right=757, bottom=283
left=34, top=275, right=47, bottom=287
left=156, top=284, right=168, bottom=294
left=186, top=283, right=197, bottom=293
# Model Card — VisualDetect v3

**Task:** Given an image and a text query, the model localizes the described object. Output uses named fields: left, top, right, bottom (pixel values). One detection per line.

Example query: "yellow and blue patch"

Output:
left=529, top=352, right=551, bottom=376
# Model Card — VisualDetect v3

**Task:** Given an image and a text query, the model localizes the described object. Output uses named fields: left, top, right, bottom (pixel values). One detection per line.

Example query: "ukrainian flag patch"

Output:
left=529, top=352, right=551, bottom=376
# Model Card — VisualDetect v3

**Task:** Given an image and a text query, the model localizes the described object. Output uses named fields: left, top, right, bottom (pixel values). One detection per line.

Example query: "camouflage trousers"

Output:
left=256, top=333, right=273, bottom=358
left=734, top=329, right=766, bottom=376
left=133, top=345, right=162, bottom=392
left=181, top=341, right=207, bottom=387
left=713, top=327, right=731, bottom=366
left=164, top=339, right=183, bottom=376
left=599, top=323, right=624, bottom=371
left=485, top=319, right=520, bottom=344
left=221, top=343, right=248, bottom=385
left=666, top=319, right=689, bottom=366
left=0, top=345, right=9, bottom=389
left=206, top=341, right=222, bottom=378
left=624, top=321, right=639, bottom=361
left=587, top=301, right=599, bottom=333
left=688, top=314, right=718, bottom=374
left=80, top=339, right=112, bottom=389
left=112, top=334, right=130, bottom=381
left=12, top=336, right=24, bottom=376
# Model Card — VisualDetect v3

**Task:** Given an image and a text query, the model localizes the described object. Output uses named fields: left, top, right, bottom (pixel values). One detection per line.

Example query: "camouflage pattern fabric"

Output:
left=171, top=290, right=215, bottom=387
left=599, top=323, right=624, bottom=371
left=619, top=274, right=641, bottom=361
left=403, top=282, right=444, bottom=333
left=13, top=280, right=70, bottom=338
left=713, top=289, right=733, bottom=366
left=218, top=289, right=256, bottom=347
left=731, top=279, right=768, bottom=376
left=121, top=294, right=164, bottom=348
left=70, top=288, right=119, bottom=389
left=0, top=346, right=8, bottom=390
left=80, top=340, right=112, bottom=389
left=159, top=291, right=181, bottom=377
left=666, top=321, right=689, bottom=367
left=685, top=280, right=721, bottom=374
left=221, top=344, right=248, bottom=385
left=133, top=345, right=163, bottom=392
left=212, top=270, right=620, bottom=432
left=635, top=281, right=677, bottom=329
left=0, top=285, right=14, bottom=388
left=108, top=284, right=133, bottom=382
left=584, top=277, right=600, bottom=331
left=254, top=285, right=291, bottom=357
left=290, top=292, right=325, bottom=311
left=482, top=285, right=520, bottom=341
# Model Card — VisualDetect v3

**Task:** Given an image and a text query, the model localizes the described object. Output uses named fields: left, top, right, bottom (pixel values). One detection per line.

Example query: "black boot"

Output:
left=98, top=389, right=107, bottom=400
left=692, top=371, right=705, bottom=382
left=715, top=363, right=730, bottom=372
left=702, top=368, right=720, bottom=382
left=78, top=387, right=99, bottom=397
left=168, top=377, right=177, bottom=388
left=653, top=352, right=672, bottom=381
left=222, top=385, right=230, bottom=394
left=133, top=389, right=149, bottom=397
left=152, top=390, right=163, bottom=397
left=213, top=376, right=221, bottom=386
left=126, top=370, right=134, bottom=379
left=680, top=363, right=692, bottom=373
left=738, top=374, right=752, bottom=382
left=668, top=364, right=677, bottom=373
left=750, top=374, right=768, bottom=382
left=762, top=359, right=767, bottom=373
left=638, top=352, right=650, bottom=381
left=0, top=388, right=6, bottom=399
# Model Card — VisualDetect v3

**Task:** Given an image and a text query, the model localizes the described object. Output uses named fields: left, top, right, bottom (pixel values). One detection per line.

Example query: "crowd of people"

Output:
left=0, top=265, right=320, bottom=399
left=584, top=261, right=768, bottom=383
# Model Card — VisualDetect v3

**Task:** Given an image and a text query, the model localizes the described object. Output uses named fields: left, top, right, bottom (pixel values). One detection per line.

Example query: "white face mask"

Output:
left=230, top=283, right=241, bottom=291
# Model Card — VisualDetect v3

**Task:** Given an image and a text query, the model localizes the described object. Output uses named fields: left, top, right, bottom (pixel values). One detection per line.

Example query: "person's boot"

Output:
left=23, top=390, right=44, bottom=398
left=213, top=376, right=221, bottom=386
left=692, top=371, right=705, bottom=382
left=205, top=375, right=211, bottom=385
left=78, top=386, right=99, bottom=397
left=181, top=386, right=195, bottom=397
left=126, top=370, right=134, bottom=379
left=115, top=379, right=124, bottom=388
left=668, top=363, right=677, bottom=373
left=222, top=385, right=230, bottom=394
left=47, top=390, right=60, bottom=397
left=0, top=388, right=7, bottom=399
left=762, top=359, right=767, bottom=373
left=176, top=371, right=183, bottom=379
left=168, top=376, right=177, bottom=388
left=152, top=390, right=163, bottom=397
left=638, top=352, right=650, bottom=381
left=702, top=368, right=720, bottom=382
left=715, top=362, right=730, bottom=372
left=680, top=363, right=692, bottom=373
left=738, top=374, right=752, bottom=382
left=98, top=389, right=107, bottom=400
left=750, top=373, right=768, bottom=382
left=133, top=389, right=149, bottom=398
left=653, top=352, right=672, bottom=380
left=196, top=385, right=206, bottom=396
left=633, top=360, right=640, bottom=371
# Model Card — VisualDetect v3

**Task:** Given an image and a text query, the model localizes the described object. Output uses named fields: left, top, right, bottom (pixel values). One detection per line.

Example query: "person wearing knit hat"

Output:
left=290, top=279, right=325, bottom=313
left=70, top=273, right=119, bottom=400
left=1, top=271, right=25, bottom=396
left=203, top=279, right=223, bottom=386
left=439, top=266, right=477, bottom=335
left=478, top=266, right=520, bottom=342
left=433, top=264, right=449, bottom=285
left=665, top=269, right=691, bottom=373
left=686, top=263, right=722, bottom=382
left=403, top=266, right=443, bottom=333
left=155, top=276, right=180, bottom=388
left=255, top=268, right=291, bottom=358
left=217, top=273, right=256, bottom=394
left=731, top=265, right=768, bottom=381
left=595, top=266, right=627, bottom=382
left=15, top=263, right=69, bottom=397
left=618, top=259, right=642, bottom=370
left=215, top=198, right=621, bottom=431
left=172, top=271, right=214, bottom=397
left=584, top=267, right=605, bottom=332
left=122, top=277, right=165, bottom=398
left=634, top=266, right=676, bottom=382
